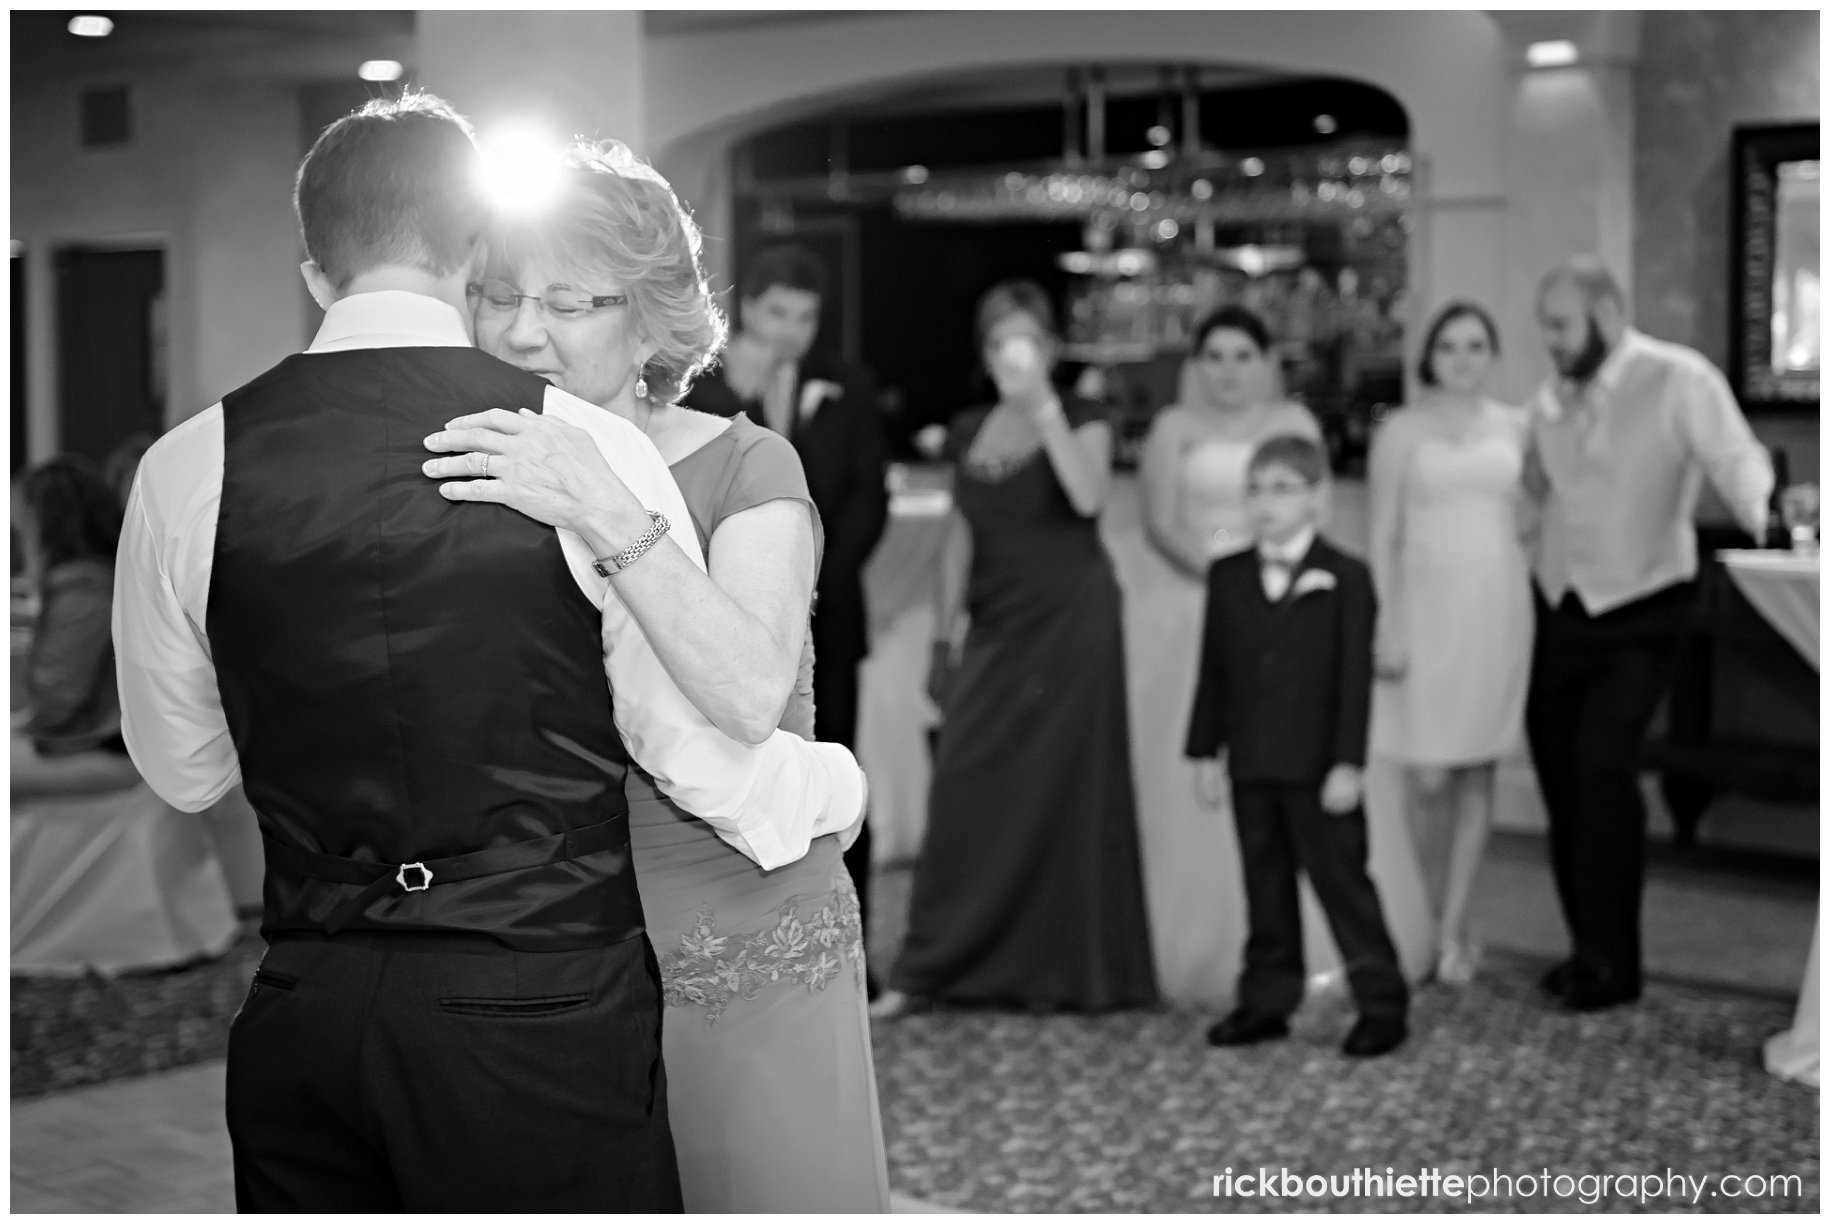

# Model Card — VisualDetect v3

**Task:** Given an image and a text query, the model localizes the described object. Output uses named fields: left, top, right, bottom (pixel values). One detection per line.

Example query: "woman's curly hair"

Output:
left=483, top=139, right=727, bottom=406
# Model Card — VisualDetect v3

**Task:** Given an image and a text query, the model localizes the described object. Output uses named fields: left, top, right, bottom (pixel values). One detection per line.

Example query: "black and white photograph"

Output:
left=8, top=5, right=1820, bottom=1214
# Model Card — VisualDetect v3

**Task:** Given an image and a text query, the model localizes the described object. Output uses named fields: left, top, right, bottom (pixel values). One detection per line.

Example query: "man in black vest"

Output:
left=114, top=95, right=863, bottom=1212
left=683, top=245, right=889, bottom=989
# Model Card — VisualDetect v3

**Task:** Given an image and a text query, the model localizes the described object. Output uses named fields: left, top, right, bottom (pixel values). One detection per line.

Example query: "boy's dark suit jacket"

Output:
left=1183, top=535, right=1376, bottom=785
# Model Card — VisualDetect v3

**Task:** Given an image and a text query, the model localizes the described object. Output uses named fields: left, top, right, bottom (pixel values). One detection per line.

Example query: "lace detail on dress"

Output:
left=659, top=875, right=866, bottom=1027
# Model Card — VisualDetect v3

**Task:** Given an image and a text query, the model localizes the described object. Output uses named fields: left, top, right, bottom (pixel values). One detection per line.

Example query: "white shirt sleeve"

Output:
left=1673, top=358, right=1774, bottom=539
left=112, top=407, right=243, bottom=812
left=542, top=388, right=865, bottom=870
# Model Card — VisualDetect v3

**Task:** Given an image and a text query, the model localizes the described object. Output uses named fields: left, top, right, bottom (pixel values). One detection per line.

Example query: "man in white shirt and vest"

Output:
left=1522, top=256, right=1773, bottom=1012
left=113, top=93, right=863, bottom=1212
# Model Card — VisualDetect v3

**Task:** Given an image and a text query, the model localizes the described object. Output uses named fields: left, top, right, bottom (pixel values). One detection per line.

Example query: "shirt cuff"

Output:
left=806, top=741, right=866, bottom=843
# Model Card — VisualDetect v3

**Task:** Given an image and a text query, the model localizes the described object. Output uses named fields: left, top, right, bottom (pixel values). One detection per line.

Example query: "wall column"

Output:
left=1491, top=12, right=1641, bottom=400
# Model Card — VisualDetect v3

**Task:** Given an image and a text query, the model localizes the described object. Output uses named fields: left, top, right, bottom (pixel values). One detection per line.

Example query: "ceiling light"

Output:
left=1313, top=115, right=1338, bottom=135
left=358, top=60, right=405, bottom=83
left=1526, top=40, right=1579, bottom=68
left=67, top=15, right=113, bottom=37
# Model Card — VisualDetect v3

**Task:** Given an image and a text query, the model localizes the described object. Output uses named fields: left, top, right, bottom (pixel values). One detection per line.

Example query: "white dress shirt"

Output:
left=114, top=290, right=861, bottom=871
left=1523, top=327, right=1774, bottom=614
left=1259, top=525, right=1316, bottom=601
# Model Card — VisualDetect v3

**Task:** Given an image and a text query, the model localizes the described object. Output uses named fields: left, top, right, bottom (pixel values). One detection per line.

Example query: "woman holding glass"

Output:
left=873, top=280, right=1158, bottom=1018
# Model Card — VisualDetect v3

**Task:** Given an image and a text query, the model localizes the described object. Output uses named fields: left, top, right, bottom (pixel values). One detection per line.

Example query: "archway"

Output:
left=666, top=62, right=1416, bottom=472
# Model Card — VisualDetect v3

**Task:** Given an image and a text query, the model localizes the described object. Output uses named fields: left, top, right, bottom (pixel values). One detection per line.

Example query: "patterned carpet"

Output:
left=12, top=936, right=1818, bottom=1212
left=871, top=960, right=1818, bottom=1213
left=10, top=926, right=263, bottom=1100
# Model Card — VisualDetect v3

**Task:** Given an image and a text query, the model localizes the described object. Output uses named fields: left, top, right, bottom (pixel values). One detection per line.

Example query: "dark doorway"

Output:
left=12, top=250, right=26, bottom=474
left=54, top=246, right=165, bottom=463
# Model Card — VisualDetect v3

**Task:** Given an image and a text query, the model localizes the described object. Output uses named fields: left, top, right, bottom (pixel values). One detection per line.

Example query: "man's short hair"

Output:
left=1248, top=433, right=1329, bottom=486
left=738, top=244, right=829, bottom=303
left=1537, top=254, right=1626, bottom=312
left=295, top=91, right=484, bottom=289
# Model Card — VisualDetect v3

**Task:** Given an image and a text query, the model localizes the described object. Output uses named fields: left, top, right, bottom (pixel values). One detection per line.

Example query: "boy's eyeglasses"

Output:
left=1245, top=479, right=1315, bottom=497
left=467, top=279, right=627, bottom=319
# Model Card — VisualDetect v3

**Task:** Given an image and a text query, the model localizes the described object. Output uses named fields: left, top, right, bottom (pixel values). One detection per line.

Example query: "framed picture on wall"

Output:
left=1729, top=122, right=1820, bottom=411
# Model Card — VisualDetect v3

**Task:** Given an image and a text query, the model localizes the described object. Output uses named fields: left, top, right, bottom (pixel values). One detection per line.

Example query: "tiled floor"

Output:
left=11, top=1062, right=232, bottom=1213
left=9, top=1061, right=953, bottom=1213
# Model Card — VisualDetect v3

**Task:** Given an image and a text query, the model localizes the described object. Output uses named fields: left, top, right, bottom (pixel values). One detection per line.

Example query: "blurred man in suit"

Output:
left=686, top=245, right=889, bottom=991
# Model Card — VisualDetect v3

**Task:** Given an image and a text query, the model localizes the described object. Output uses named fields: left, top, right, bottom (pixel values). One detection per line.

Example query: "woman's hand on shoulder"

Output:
left=422, top=408, right=652, bottom=551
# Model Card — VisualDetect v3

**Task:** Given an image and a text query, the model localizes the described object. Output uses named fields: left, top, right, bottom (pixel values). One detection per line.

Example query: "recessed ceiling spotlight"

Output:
left=1313, top=115, right=1338, bottom=136
left=1526, top=40, right=1579, bottom=68
left=68, top=15, right=114, bottom=38
left=359, top=60, right=405, bottom=83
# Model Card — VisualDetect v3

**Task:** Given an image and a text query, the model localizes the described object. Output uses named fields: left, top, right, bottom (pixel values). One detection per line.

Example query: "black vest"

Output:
left=207, top=347, right=641, bottom=950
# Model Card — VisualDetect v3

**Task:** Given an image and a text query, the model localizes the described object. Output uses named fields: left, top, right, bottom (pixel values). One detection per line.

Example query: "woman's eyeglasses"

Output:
left=467, top=279, right=627, bottom=319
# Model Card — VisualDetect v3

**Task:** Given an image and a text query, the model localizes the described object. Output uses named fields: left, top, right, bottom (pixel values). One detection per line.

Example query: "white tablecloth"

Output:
left=12, top=782, right=240, bottom=976
left=856, top=473, right=954, bottom=866
left=1719, top=550, right=1819, bottom=668
left=1720, top=550, right=1820, bottom=1087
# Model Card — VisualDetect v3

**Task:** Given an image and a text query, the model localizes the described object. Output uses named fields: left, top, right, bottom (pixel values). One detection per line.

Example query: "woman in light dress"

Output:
left=426, top=142, right=888, bottom=1212
left=1367, top=301, right=1532, bottom=983
left=1130, top=305, right=1327, bottom=1006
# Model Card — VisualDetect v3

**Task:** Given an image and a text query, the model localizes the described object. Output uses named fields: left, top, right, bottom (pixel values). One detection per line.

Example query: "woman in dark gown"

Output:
left=876, top=281, right=1158, bottom=1015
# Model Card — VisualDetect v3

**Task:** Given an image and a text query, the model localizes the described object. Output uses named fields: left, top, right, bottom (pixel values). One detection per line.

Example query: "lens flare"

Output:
left=474, top=122, right=564, bottom=217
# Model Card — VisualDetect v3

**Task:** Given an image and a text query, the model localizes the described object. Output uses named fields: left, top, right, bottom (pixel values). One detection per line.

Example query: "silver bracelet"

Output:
left=591, top=510, right=670, bottom=577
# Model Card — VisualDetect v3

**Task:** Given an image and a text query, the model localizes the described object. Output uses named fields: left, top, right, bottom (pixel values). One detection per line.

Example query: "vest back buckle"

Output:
left=396, top=861, right=434, bottom=892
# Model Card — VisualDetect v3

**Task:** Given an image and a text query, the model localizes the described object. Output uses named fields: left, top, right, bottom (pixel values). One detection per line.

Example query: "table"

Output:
left=1720, top=550, right=1820, bottom=1087
left=855, top=467, right=954, bottom=866
left=11, top=626, right=242, bottom=975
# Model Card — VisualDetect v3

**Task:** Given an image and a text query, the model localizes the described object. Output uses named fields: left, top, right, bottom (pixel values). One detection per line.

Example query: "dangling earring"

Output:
left=633, top=369, right=650, bottom=400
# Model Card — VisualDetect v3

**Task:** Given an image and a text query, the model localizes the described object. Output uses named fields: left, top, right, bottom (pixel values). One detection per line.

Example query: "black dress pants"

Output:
left=1525, top=583, right=1691, bottom=991
left=814, top=649, right=873, bottom=972
left=1231, top=783, right=1408, bottom=1021
left=226, top=930, right=682, bottom=1213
